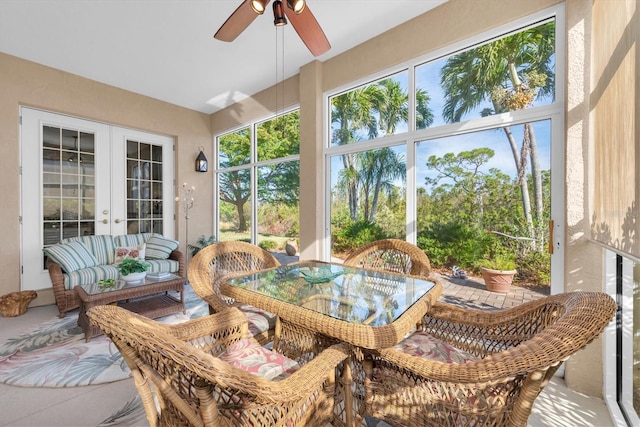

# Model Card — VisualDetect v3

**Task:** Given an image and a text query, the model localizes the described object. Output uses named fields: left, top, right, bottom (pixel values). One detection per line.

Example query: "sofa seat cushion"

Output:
left=63, top=260, right=179, bottom=290
left=64, top=265, right=120, bottom=289
left=44, top=241, right=100, bottom=273
left=145, top=259, right=180, bottom=274
left=219, top=338, right=300, bottom=381
left=62, top=235, right=116, bottom=265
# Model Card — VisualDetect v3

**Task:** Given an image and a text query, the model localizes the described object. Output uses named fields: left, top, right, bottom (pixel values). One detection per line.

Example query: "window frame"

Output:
left=214, top=107, right=301, bottom=245
left=322, top=4, right=565, bottom=290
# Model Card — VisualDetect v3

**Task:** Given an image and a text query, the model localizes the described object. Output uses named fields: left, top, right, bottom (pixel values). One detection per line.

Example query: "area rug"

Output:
left=0, top=285, right=208, bottom=388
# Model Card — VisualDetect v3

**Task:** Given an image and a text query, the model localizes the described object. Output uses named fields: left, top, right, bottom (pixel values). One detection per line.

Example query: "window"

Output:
left=326, top=14, right=561, bottom=292
left=216, top=110, right=300, bottom=250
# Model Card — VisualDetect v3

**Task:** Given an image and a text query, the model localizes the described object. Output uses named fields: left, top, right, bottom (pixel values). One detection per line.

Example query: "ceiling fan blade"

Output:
left=284, top=5, right=330, bottom=57
left=214, top=0, right=271, bottom=42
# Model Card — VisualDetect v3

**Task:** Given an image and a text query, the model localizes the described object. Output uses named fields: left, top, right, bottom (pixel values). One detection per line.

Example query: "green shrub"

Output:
left=258, top=240, right=277, bottom=251
left=517, top=250, right=550, bottom=285
left=417, top=222, right=492, bottom=269
left=332, top=219, right=385, bottom=253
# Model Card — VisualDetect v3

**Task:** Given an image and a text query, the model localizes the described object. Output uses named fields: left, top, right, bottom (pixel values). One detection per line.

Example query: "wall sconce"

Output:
left=195, top=147, right=208, bottom=172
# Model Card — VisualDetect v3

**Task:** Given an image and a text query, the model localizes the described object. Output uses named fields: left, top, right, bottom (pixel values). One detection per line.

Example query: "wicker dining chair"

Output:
left=363, top=291, right=616, bottom=427
left=88, top=305, right=350, bottom=427
left=188, top=241, right=281, bottom=344
left=343, top=239, right=431, bottom=277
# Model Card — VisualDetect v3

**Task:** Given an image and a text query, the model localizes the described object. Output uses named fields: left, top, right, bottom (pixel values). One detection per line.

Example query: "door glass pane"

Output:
left=219, top=169, right=251, bottom=242
left=415, top=120, right=551, bottom=287
left=330, top=146, right=407, bottom=258
left=125, top=139, right=164, bottom=234
left=42, top=126, right=96, bottom=265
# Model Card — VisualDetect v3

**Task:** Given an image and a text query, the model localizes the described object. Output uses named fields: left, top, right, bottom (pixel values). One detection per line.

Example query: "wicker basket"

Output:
left=0, top=291, right=37, bottom=317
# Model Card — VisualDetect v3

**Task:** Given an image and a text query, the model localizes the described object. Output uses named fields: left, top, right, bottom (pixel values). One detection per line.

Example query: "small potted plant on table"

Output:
left=117, top=258, right=150, bottom=283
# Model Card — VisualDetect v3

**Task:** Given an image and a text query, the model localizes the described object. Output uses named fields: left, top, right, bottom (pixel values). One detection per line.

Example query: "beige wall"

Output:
left=0, top=53, right=214, bottom=306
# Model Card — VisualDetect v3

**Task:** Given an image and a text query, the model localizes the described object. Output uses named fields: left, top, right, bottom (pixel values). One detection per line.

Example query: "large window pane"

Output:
left=257, top=161, right=299, bottom=251
left=330, top=71, right=409, bottom=147
left=257, top=111, right=300, bottom=161
left=415, top=120, right=551, bottom=285
left=415, top=20, right=555, bottom=129
left=330, top=146, right=406, bottom=258
left=219, top=127, right=250, bottom=167
left=217, top=111, right=300, bottom=250
left=219, top=169, right=251, bottom=242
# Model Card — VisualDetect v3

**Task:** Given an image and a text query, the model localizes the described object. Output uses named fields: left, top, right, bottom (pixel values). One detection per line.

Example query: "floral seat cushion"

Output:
left=239, top=304, right=276, bottom=339
left=393, top=331, right=477, bottom=364
left=220, top=338, right=300, bottom=381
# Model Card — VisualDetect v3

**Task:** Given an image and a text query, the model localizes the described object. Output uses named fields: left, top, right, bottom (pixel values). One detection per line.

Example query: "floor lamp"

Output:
left=175, top=182, right=194, bottom=270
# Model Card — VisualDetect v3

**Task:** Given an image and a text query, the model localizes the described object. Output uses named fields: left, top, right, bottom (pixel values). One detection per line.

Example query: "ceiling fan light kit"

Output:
left=273, top=0, right=287, bottom=26
left=214, top=0, right=330, bottom=57
left=250, top=0, right=268, bottom=15
left=286, top=0, right=306, bottom=14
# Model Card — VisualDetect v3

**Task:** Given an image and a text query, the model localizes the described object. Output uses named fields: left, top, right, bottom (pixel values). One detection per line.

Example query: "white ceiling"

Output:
left=0, top=0, right=446, bottom=114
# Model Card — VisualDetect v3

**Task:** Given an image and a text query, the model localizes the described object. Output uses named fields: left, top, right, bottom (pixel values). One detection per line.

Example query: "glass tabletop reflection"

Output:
left=224, top=260, right=436, bottom=326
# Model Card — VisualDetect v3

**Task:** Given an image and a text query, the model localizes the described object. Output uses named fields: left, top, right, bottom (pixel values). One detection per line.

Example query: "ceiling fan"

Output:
left=214, top=0, right=331, bottom=57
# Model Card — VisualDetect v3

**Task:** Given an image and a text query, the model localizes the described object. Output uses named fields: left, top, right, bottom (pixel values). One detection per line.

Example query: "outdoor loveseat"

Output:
left=45, top=232, right=184, bottom=318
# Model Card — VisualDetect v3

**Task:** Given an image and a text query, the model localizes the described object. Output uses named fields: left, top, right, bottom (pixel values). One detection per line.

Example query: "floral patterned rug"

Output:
left=0, top=285, right=208, bottom=388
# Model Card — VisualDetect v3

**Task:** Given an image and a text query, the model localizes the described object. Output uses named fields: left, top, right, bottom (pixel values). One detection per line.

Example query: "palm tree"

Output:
left=440, top=21, right=555, bottom=248
left=331, top=87, right=378, bottom=220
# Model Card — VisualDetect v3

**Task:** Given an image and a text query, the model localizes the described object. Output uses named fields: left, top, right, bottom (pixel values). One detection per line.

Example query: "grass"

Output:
left=219, top=230, right=293, bottom=251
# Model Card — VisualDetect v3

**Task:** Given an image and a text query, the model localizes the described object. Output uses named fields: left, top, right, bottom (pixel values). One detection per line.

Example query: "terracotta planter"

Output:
left=480, top=267, right=517, bottom=293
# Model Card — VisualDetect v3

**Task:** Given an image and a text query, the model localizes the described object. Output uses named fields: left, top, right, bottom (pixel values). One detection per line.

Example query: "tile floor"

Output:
left=0, top=263, right=615, bottom=426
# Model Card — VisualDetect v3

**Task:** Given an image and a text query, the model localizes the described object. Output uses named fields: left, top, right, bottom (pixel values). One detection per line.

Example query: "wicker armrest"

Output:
left=168, top=249, right=185, bottom=277
left=88, top=305, right=249, bottom=352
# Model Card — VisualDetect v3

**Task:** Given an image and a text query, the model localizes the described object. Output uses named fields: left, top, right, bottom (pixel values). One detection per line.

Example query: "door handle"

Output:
left=102, top=219, right=108, bottom=224
left=114, top=219, right=122, bottom=224
left=548, top=220, right=554, bottom=254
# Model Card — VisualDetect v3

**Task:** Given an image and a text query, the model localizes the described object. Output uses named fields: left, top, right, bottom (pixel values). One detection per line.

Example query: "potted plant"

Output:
left=116, top=258, right=150, bottom=283
left=477, top=252, right=517, bottom=293
left=188, top=235, right=217, bottom=257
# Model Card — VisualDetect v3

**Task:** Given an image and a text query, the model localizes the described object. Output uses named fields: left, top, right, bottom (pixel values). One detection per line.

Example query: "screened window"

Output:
left=326, top=16, right=559, bottom=291
left=216, top=110, right=300, bottom=250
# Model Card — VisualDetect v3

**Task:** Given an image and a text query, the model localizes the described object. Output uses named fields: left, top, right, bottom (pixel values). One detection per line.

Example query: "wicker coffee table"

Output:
left=75, top=273, right=186, bottom=342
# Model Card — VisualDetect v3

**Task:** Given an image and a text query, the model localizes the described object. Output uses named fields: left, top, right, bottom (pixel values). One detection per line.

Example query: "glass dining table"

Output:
left=219, top=260, right=443, bottom=426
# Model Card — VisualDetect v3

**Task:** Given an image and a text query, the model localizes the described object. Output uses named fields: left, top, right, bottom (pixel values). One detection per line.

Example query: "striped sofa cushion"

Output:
left=145, top=235, right=180, bottom=259
left=145, top=259, right=180, bottom=274
left=62, top=235, right=116, bottom=265
left=64, top=265, right=120, bottom=289
left=114, top=233, right=154, bottom=248
left=44, top=241, right=100, bottom=273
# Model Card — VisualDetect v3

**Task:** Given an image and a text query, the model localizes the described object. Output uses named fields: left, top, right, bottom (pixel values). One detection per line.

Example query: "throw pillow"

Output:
left=44, top=241, right=100, bottom=273
left=145, top=236, right=179, bottom=259
left=114, top=243, right=146, bottom=264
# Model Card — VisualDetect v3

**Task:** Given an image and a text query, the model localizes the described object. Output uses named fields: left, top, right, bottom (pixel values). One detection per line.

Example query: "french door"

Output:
left=20, top=108, right=175, bottom=291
